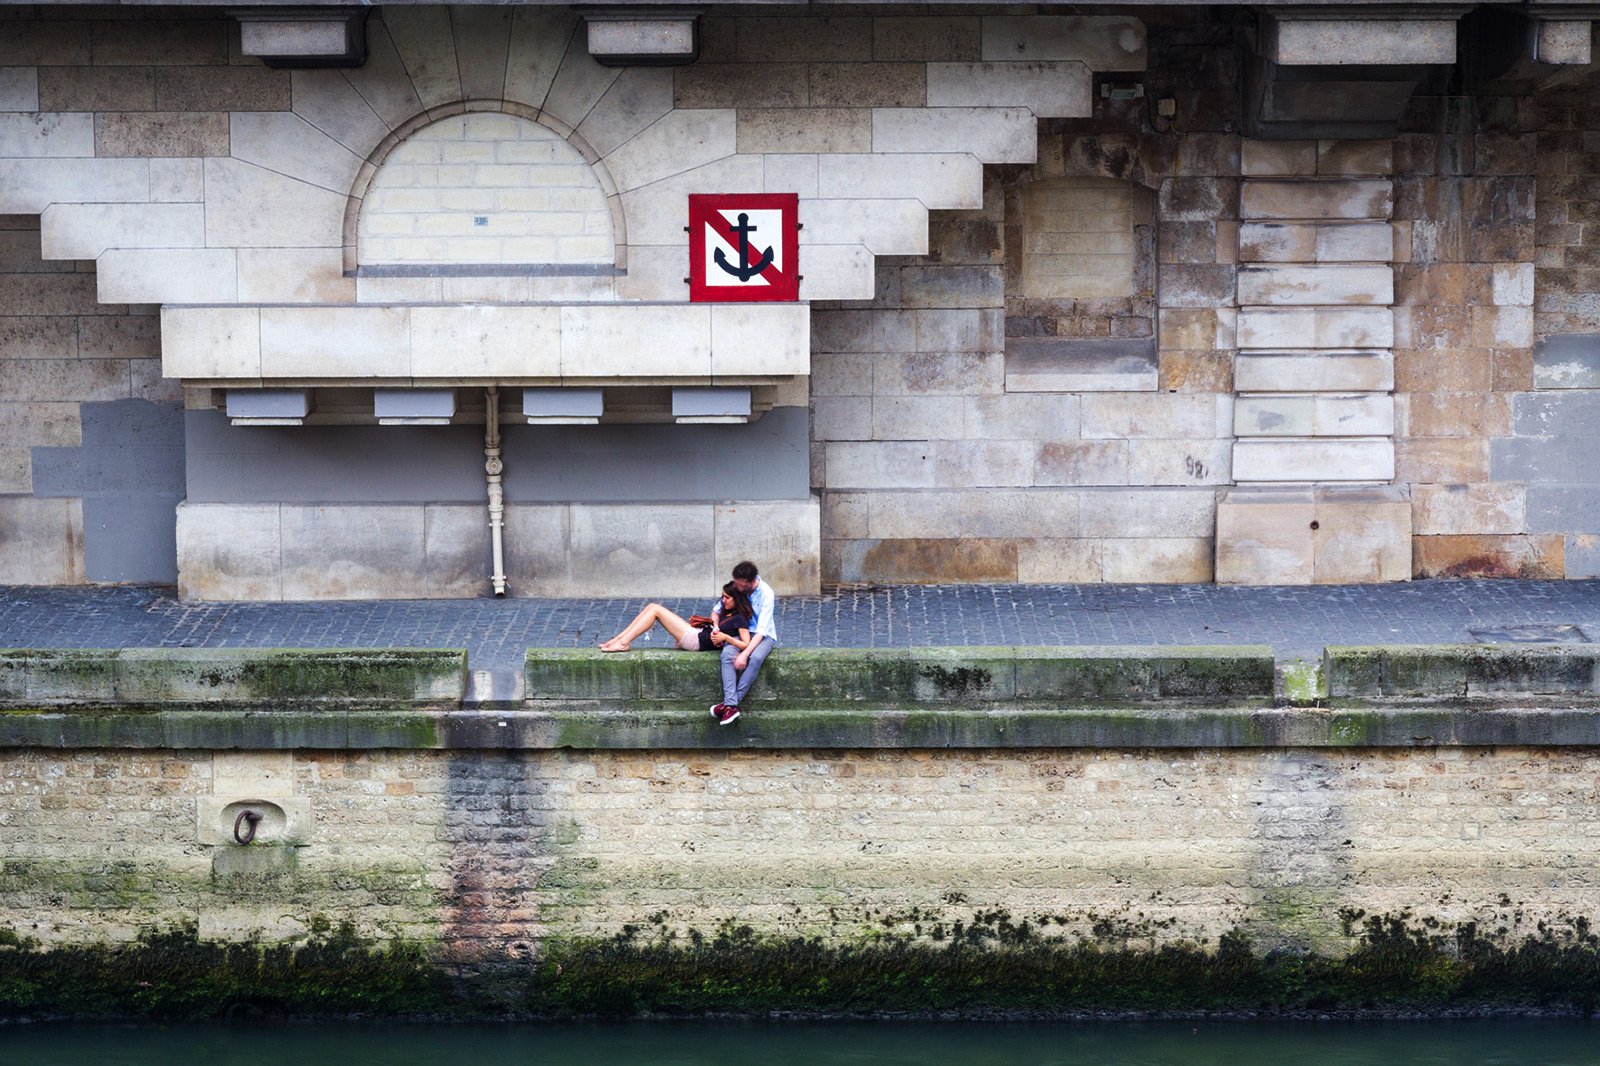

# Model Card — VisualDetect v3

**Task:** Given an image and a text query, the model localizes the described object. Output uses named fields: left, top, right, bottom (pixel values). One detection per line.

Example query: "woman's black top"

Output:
left=699, top=613, right=751, bottom=652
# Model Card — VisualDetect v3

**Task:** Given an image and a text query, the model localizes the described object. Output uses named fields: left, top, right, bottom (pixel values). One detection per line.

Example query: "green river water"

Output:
left=2, top=1019, right=1598, bottom=1065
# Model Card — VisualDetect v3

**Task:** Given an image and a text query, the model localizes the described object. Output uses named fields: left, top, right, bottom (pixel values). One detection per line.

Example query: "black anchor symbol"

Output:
left=713, top=213, right=775, bottom=282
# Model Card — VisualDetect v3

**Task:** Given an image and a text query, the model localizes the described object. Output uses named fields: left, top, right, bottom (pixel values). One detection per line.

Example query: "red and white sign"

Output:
left=688, top=193, right=799, bottom=302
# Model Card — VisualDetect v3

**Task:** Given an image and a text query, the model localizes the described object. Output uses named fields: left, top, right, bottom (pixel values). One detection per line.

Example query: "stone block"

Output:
left=575, top=67, right=673, bottom=158
left=342, top=19, right=425, bottom=128
left=981, top=16, right=1144, bottom=69
left=1526, top=486, right=1600, bottom=535
left=620, top=154, right=764, bottom=246
left=959, top=488, right=1077, bottom=539
left=1236, top=308, right=1393, bottom=349
left=871, top=107, right=1035, bottom=164
left=502, top=504, right=573, bottom=596
left=421, top=503, right=492, bottom=599
left=800, top=245, right=878, bottom=302
left=161, top=306, right=261, bottom=379
left=37, top=67, right=152, bottom=112
left=0, top=113, right=92, bottom=158
left=964, top=392, right=1079, bottom=440
left=1401, top=391, right=1507, bottom=438
left=1159, top=351, right=1233, bottom=393
left=0, top=401, right=80, bottom=447
left=1492, top=263, right=1535, bottom=307
left=1413, top=534, right=1564, bottom=579
left=230, top=113, right=362, bottom=195
left=1313, top=393, right=1393, bottom=436
left=713, top=499, right=822, bottom=596
left=825, top=441, right=936, bottom=489
left=1238, top=222, right=1315, bottom=262
left=237, top=249, right=355, bottom=305
left=203, top=158, right=345, bottom=250
left=411, top=305, right=561, bottom=379
left=0, top=158, right=151, bottom=215
left=40, top=203, right=205, bottom=260
left=0, top=318, right=77, bottom=362
left=809, top=62, right=926, bottom=108
left=505, top=8, right=579, bottom=110
left=1565, top=533, right=1600, bottom=578
left=1157, top=177, right=1237, bottom=222
left=0, top=497, right=82, bottom=584
left=1411, top=483, right=1524, bottom=536
left=1016, top=537, right=1102, bottom=582
left=1316, top=222, right=1394, bottom=263
left=1080, top=394, right=1221, bottom=440
left=736, top=16, right=872, bottom=62
left=153, top=68, right=290, bottom=111
left=1534, top=334, right=1600, bottom=389
left=822, top=491, right=869, bottom=539
left=873, top=17, right=980, bottom=62
left=738, top=108, right=870, bottom=154
left=561, top=304, right=710, bottom=378
left=817, top=153, right=983, bottom=210
left=673, top=63, right=808, bottom=109
left=926, top=61, right=1092, bottom=118
left=933, top=439, right=1035, bottom=487
left=1233, top=439, right=1394, bottom=482
left=1159, top=264, right=1237, bottom=308
left=290, top=70, right=389, bottom=159
left=260, top=306, right=410, bottom=379
left=832, top=537, right=1017, bottom=583
left=569, top=503, right=715, bottom=597
left=1079, top=488, right=1214, bottom=538
left=1312, top=487, right=1411, bottom=583
left=1004, top=338, right=1157, bottom=392
left=1240, top=180, right=1392, bottom=221
left=78, top=316, right=159, bottom=361
left=1157, top=309, right=1229, bottom=351
left=380, top=6, right=462, bottom=109
left=1035, top=440, right=1128, bottom=486
left=1535, top=19, right=1593, bottom=64
left=871, top=395, right=966, bottom=440
left=1237, top=265, right=1394, bottom=306
left=1316, top=141, right=1392, bottom=177
left=1127, top=439, right=1232, bottom=486
left=278, top=504, right=427, bottom=600
left=94, top=112, right=227, bottom=158
left=100, top=249, right=239, bottom=305
left=1398, top=438, right=1489, bottom=484
left=0, top=273, right=106, bottom=318
left=881, top=350, right=1006, bottom=394
left=0, top=23, right=90, bottom=66
left=1235, top=395, right=1315, bottom=437
left=1471, top=305, right=1532, bottom=348
left=1511, top=392, right=1600, bottom=438
left=90, top=18, right=227, bottom=66
left=864, top=489, right=965, bottom=538
left=1269, top=17, right=1457, bottom=66
left=150, top=159, right=204, bottom=204
left=0, top=67, right=37, bottom=112
left=1215, top=488, right=1314, bottom=584
left=896, top=264, right=1000, bottom=310
left=1241, top=140, right=1316, bottom=177
left=1101, top=538, right=1213, bottom=583
left=603, top=108, right=734, bottom=193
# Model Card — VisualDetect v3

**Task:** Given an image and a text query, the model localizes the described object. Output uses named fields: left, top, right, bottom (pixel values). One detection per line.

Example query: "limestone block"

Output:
left=1241, top=140, right=1315, bottom=177
left=381, top=7, right=462, bottom=109
left=797, top=245, right=876, bottom=302
left=964, top=393, right=1078, bottom=441
left=150, top=159, right=203, bottom=203
left=259, top=306, right=412, bottom=379
left=739, top=108, right=870, bottom=154
left=817, top=153, right=983, bottom=210
left=810, top=62, right=927, bottom=108
left=872, top=17, right=980, bottom=62
left=864, top=490, right=961, bottom=538
left=1102, top=537, right=1213, bottom=582
left=0, top=401, right=81, bottom=447
left=1413, top=534, right=1563, bottom=580
left=0, top=317, right=76, bottom=361
left=1215, top=488, right=1314, bottom=584
left=1312, top=487, right=1411, bottom=584
left=204, top=159, right=346, bottom=249
left=1232, top=438, right=1394, bottom=482
left=37, top=67, right=153, bottom=112
left=1235, top=350, right=1393, bottom=392
left=1240, top=180, right=1392, bottom=221
left=560, top=304, right=710, bottom=378
left=502, top=504, right=572, bottom=595
left=0, top=447, right=29, bottom=493
left=451, top=6, right=514, bottom=101
left=766, top=153, right=819, bottom=197
left=39, top=203, right=204, bottom=261
left=355, top=276, right=441, bottom=303
left=800, top=198, right=927, bottom=256
left=1080, top=394, right=1220, bottom=440
left=871, top=107, right=1035, bottom=164
left=674, top=63, right=807, bottom=109
left=1016, top=537, right=1102, bottom=582
left=1127, top=439, right=1232, bottom=486
left=813, top=396, right=871, bottom=440
left=280, top=504, right=427, bottom=600
left=410, top=305, right=561, bottom=378
left=1238, top=264, right=1393, bottom=306
left=1237, top=222, right=1314, bottom=262
left=568, top=502, right=715, bottom=597
left=0, top=358, right=129, bottom=402
left=341, top=19, right=425, bottom=128
left=0, top=497, right=82, bottom=584
left=542, top=48, right=622, bottom=131
left=505, top=8, right=580, bottom=110
left=1471, top=305, right=1532, bottom=348
left=603, top=108, right=735, bottom=193
left=290, top=70, right=389, bottom=159
left=99, top=249, right=238, bottom=305
left=825, top=441, right=936, bottom=489
left=0, top=158, right=150, bottom=214
left=1235, top=395, right=1313, bottom=437
left=831, top=536, right=1018, bottom=583
left=175, top=502, right=282, bottom=601
left=620, top=155, right=764, bottom=245
left=735, top=16, right=872, bottom=63
left=230, top=113, right=363, bottom=196
left=576, top=67, right=674, bottom=158
left=613, top=243, right=683, bottom=301
left=1492, top=263, right=1534, bottom=307
left=1035, top=440, right=1128, bottom=486
left=161, top=306, right=262, bottom=379
left=1535, top=20, right=1593, bottom=64
left=237, top=249, right=355, bottom=305
left=1316, top=141, right=1392, bottom=177
left=0, top=68, right=39, bottom=112
left=711, top=304, right=809, bottom=377
left=78, top=316, right=158, bottom=361
left=1157, top=308, right=1230, bottom=351
left=927, top=61, right=1092, bottom=118
left=0, top=113, right=92, bottom=157
left=1079, top=488, right=1214, bottom=538
left=1570, top=533, right=1600, bottom=579
left=95, top=112, right=228, bottom=158
left=1270, top=18, right=1457, bottom=66
left=1313, top=393, right=1393, bottom=436
left=153, top=68, right=290, bottom=112
left=1411, top=483, right=1524, bottom=536
left=419, top=503, right=491, bottom=598
left=714, top=499, right=822, bottom=596
left=898, top=265, right=1002, bottom=310
left=91, top=19, right=227, bottom=66
left=1316, top=222, right=1393, bottom=263
left=1236, top=307, right=1393, bottom=349
left=933, top=439, right=1035, bottom=487
left=980, top=16, right=1145, bottom=70
left=1402, top=438, right=1489, bottom=484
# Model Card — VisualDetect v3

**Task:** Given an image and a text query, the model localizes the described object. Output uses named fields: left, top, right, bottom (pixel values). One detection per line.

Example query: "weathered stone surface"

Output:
left=1401, top=438, right=1489, bottom=484
left=100, top=248, right=238, bottom=305
left=1101, top=538, right=1213, bottom=582
left=0, top=497, right=83, bottom=583
left=1234, top=351, right=1393, bottom=392
left=713, top=499, right=822, bottom=596
left=1525, top=486, right=1600, bottom=535
left=1411, top=484, right=1524, bottom=536
left=1216, top=488, right=1314, bottom=585
left=834, top=536, right=1017, bottom=583
left=1233, top=439, right=1393, bottom=482
left=1079, top=488, right=1214, bottom=538
left=1236, top=308, right=1393, bottom=349
left=0, top=357, right=129, bottom=403
left=1159, top=351, right=1233, bottom=392
left=90, top=18, right=228, bottom=66
left=153, top=68, right=289, bottom=111
left=1237, top=265, right=1393, bottom=306
left=1413, top=534, right=1564, bottom=579
left=1316, top=141, right=1392, bottom=177
left=738, top=108, right=870, bottom=154
left=1400, top=391, right=1507, bottom=438
left=926, top=61, right=1091, bottom=118
left=1270, top=17, right=1457, bottom=66
left=0, top=113, right=93, bottom=158
left=1240, top=180, right=1392, bottom=221
left=1241, top=140, right=1316, bottom=177
left=873, top=17, right=980, bottom=62
left=40, top=203, right=205, bottom=260
left=1312, top=488, right=1410, bottom=584
left=872, top=106, right=1034, bottom=164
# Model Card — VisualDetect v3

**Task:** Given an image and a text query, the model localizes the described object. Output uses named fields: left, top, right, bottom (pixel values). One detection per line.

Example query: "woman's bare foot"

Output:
left=599, top=640, right=629, bottom=652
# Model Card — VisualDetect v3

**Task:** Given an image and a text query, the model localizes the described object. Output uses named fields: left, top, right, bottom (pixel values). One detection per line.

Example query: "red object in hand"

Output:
left=688, top=615, right=713, bottom=628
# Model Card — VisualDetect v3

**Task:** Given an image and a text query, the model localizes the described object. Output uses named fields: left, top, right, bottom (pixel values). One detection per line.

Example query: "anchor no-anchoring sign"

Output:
left=687, top=193, right=799, bottom=302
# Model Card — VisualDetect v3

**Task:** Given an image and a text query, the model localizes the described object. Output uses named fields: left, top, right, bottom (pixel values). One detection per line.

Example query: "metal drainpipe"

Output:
left=485, top=386, right=508, bottom=597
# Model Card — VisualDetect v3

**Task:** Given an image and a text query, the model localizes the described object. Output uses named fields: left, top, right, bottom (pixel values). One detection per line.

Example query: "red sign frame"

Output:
left=687, top=193, right=800, bottom=302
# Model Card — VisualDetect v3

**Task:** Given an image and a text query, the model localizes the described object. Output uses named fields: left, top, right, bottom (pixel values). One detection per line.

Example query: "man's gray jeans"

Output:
left=720, top=636, right=773, bottom=707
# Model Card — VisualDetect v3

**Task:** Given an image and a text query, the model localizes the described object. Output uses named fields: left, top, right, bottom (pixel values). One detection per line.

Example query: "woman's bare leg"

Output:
left=600, top=603, right=695, bottom=651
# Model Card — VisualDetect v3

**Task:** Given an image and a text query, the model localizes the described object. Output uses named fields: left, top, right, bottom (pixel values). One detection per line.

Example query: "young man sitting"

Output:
left=709, top=559, right=776, bottom=725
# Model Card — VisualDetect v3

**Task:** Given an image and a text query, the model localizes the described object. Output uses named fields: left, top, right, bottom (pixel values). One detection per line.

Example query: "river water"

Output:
left=3, top=1019, right=1598, bottom=1065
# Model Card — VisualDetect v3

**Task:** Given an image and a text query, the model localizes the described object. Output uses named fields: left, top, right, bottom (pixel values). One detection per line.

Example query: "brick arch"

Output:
left=340, top=101, right=627, bottom=275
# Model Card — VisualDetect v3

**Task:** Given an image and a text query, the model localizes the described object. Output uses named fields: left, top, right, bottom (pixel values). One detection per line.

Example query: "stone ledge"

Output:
left=1325, top=644, right=1600, bottom=701
left=0, top=648, right=467, bottom=706
left=525, top=645, right=1277, bottom=705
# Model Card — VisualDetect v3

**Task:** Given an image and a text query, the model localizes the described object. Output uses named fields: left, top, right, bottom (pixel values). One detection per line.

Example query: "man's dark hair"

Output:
left=732, top=560, right=758, bottom=581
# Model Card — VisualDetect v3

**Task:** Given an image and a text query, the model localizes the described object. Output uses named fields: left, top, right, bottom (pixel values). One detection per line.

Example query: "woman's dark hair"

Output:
left=722, top=581, right=754, bottom=622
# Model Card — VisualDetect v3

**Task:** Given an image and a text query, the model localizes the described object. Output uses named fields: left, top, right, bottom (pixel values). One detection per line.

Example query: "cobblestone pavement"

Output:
left=4, top=580, right=1600, bottom=675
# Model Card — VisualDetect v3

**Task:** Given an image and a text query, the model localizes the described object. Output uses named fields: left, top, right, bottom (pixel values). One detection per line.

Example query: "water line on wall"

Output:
left=485, top=387, right=508, bottom=597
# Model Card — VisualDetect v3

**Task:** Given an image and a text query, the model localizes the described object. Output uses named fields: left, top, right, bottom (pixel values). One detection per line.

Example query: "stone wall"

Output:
left=3, top=744, right=1598, bottom=959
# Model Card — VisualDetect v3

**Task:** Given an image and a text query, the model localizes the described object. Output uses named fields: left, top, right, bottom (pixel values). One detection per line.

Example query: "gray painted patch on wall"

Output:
left=1534, top=334, right=1600, bottom=390
left=29, top=399, right=185, bottom=584
left=185, top=406, right=810, bottom=504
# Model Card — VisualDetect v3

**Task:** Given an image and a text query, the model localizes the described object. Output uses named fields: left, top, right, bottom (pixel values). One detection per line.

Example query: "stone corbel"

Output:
left=583, top=7, right=702, bottom=67
left=232, top=7, right=369, bottom=69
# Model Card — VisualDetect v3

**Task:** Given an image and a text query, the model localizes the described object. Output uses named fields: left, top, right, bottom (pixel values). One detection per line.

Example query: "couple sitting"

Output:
left=599, top=560, right=776, bottom=726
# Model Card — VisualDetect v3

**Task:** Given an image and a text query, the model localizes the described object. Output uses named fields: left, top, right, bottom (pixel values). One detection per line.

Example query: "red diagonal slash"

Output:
left=704, top=210, right=790, bottom=287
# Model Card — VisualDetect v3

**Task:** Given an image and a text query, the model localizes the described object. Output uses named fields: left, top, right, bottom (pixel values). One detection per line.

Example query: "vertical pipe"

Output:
left=485, top=386, right=508, bottom=597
